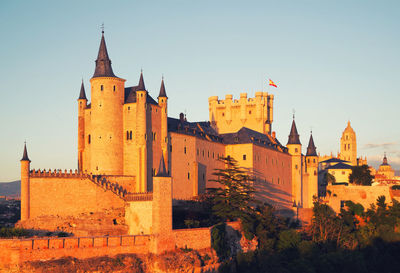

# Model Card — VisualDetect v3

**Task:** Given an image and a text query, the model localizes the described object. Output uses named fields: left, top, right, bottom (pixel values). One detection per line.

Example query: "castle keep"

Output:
left=19, top=32, right=320, bottom=241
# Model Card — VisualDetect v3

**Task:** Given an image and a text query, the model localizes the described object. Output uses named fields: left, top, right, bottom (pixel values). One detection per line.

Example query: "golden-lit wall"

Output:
left=339, top=122, right=357, bottom=166
left=328, top=168, right=352, bottom=183
left=287, top=144, right=302, bottom=207
left=209, top=92, right=274, bottom=135
left=89, top=77, right=126, bottom=175
left=304, top=156, right=318, bottom=208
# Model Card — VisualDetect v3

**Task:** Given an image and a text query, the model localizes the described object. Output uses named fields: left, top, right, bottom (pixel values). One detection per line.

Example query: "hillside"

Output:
left=0, top=181, right=20, bottom=196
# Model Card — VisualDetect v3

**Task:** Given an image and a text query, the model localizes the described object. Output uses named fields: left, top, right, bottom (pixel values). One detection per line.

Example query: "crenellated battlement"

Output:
left=124, top=192, right=153, bottom=202
left=208, top=92, right=274, bottom=135
left=30, top=169, right=84, bottom=178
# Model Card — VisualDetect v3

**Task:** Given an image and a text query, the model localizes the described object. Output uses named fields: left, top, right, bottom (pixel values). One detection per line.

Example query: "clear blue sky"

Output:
left=1, top=0, right=399, bottom=181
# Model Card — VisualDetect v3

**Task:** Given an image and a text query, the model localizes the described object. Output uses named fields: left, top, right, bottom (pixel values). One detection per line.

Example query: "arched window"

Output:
left=113, top=85, right=116, bottom=91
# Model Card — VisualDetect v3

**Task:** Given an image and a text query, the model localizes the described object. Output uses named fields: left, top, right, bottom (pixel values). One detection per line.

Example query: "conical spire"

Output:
left=78, top=80, right=87, bottom=100
left=382, top=153, right=388, bottom=165
left=287, top=119, right=301, bottom=145
left=306, top=133, right=317, bottom=156
left=158, top=77, right=167, bottom=98
left=138, top=71, right=146, bottom=91
left=21, top=142, right=30, bottom=161
left=92, top=32, right=116, bottom=78
left=155, top=154, right=168, bottom=177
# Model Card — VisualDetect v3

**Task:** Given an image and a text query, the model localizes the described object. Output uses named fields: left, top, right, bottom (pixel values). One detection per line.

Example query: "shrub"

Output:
left=211, top=223, right=230, bottom=261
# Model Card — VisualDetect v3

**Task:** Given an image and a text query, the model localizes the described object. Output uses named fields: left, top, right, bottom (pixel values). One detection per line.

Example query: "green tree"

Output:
left=325, top=172, right=336, bottom=185
left=207, top=156, right=256, bottom=221
left=349, top=165, right=374, bottom=186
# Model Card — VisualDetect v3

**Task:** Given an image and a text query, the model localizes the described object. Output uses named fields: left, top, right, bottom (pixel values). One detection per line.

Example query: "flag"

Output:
left=269, top=79, right=277, bottom=88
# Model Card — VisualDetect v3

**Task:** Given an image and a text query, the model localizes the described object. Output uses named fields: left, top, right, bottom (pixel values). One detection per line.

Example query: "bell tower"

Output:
left=287, top=118, right=302, bottom=207
left=340, top=121, right=357, bottom=165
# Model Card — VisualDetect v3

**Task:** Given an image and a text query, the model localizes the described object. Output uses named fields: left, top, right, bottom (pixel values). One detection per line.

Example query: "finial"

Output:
left=162, top=74, right=164, bottom=80
left=141, top=68, right=143, bottom=73
left=101, top=23, right=104, bottom=34
left=292, top=109, right=295, bottom=120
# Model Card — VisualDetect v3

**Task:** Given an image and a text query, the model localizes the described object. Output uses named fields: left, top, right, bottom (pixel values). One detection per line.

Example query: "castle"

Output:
left=18, top=31, right=320, bottom=239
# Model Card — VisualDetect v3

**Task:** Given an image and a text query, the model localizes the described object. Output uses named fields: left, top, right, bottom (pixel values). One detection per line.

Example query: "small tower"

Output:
left=304, top=133, right=318, bottom=208
left=287, top=118, right=302, bottom=207
left=158, top=77, right=169, bottom=173
left=136, top=71, right=148, bottom=192
left=89, top=31, right=126, bottom=175
left=151, top=155, right=174, bottom=254
left=20, top=143, right=31, bottom=221
left=340, top=121, right=357, bottom=165
left=77, top=80, right=87, bottom=172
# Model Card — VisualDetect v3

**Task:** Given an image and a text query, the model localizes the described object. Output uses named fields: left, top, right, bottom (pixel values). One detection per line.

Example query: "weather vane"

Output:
left=292, top=109, right=295, bottom=119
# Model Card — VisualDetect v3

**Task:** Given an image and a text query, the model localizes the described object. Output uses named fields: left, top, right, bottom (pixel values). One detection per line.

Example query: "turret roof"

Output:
left=92, top=32, right=117, bottom=78
left=287, top=119, right=301, bottom=145
left=158, top=78, right=167, bottom=98
left=155, top=154, right=168, bottom=177
left=306, top=134, right=317, bottom=156
left=138, top=71, right=146, bottom=91
left=381, top=153, right=389, bottom=166
left=78, top=80, right=87, bottom=100
left=21, top=143, right=30, bottom=161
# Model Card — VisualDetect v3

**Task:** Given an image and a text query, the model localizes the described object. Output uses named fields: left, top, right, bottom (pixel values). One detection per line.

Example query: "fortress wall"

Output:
left=29, top=176, right=124, bottom=218
left=0, top=235, right=150, bottom=267
left=105, top=175, right=136, bottom=193
left=173, top=227, right=211, bottom=250
left=252, top=145, right=292, bottom=211
left=326, top=184, right=392, bottom=212
left=125, top=200, right=153, bottom=235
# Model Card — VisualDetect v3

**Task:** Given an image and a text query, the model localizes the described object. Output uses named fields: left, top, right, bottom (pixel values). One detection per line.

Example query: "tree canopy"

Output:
left=349, top=165, right=374, bottom=186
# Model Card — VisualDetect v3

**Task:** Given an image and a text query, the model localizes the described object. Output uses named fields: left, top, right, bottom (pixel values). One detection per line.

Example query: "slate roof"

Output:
left=21, top=143, right=30, bottom=161
left=168, top=118, right=288, bottom=153
left=221, top=127, right=288, bottom=153
left=158, top=78, right=167, bottom=98
left=78, top=81, right=87, bottom=100
left=287, top=119, right=301, bottom=145
left=325, top=162, right=353, bottom=170
left=320, top=158, right=350, bottom=164
left=92, top=32, right=117, bottom=78
left=306, top=134, right=317, bottom=156
left=124, top=86, right=158, bottom=105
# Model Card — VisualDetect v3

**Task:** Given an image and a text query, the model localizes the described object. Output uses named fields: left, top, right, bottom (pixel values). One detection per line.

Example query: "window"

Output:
left=202, top=174, right=205, bottom=181
left=153, top=132, right=156, bottom=141
left=208, top=151, right=209, bottom=157
left=128, top=106, right=130, bottom=110
left=126, top=131, right=129, bottom=140
left=313, top=159, right=316, bottom=163
left=249, top=110, right=252, bottom=114
left=202, top=150, right=204, bottom=157
left=197, top=149, right=199, bottom=155
left=88, top=134, right=91, bottom=144
left=101, top=85, right=103, bottom=91
left=113, top=85, right=115, bottom=91
left=295, top=148, right=298, bottom=153
left=213, top=152, right=214, bottom=159
left=243, top=154, right=246, bottom=160
left=295, top=164, right=298, bottom=170
left=308, top=159, right=310, bottom=163
left=188, top=172, right=190, bottom=179
left=170, top=145, right=172, bottom=152
left=342, top=171, right=345, bottom=175
left=184, top=147, right=186, bottom=154
left=130, top=131, right=132, bottom=140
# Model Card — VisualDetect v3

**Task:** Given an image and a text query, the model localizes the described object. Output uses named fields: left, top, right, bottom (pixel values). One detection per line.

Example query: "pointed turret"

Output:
left=92, top=32, right=116, bottom=78
left=138, top=71, right=146, bottom=91
left=78, top=80, right=87, bottom=100
left=306, top=133, right=317, bottom=156
left=21, top=142, right=30, bottom=162
left=155, top=154, right=168, bottom=177
left=158, top=77, right=167, bottom=98
left=287, top=119, right=301, bottom=145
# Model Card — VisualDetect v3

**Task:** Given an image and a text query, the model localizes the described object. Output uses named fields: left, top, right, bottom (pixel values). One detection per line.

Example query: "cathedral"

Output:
left=19, top=32, right=320, bottom=235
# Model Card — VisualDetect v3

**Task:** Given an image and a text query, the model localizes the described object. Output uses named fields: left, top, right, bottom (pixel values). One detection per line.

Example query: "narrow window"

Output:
left=130, top=131, right=132, bottom=140
left=202, top=174, right=205, bottom=181
left=188, top=172, right=190, bottom=179
left=101, top=85, right=103, bottom=91
left=295, top=164, right=298, bottom=170
left=128, top=106, right=130, bottom=110
left=126, top=131, right=129, bottom=140
left=308, top=159, right=310, bottom=163
left=197, top=149, right=199, bottom=155
left=202, top=150, right=204, bottom=157
left=113, top=85, right=115, bottom=91
left=243, top=154, right=246, bottom=160
left=313, top=159, right=316, bottom=163
left=184, top=147, right=187, bottom=154
left=213, top=152, right=214, bottom=159
left=295, top=148, right=298, bottom=153
left=170, top=145, right=172, bottom=152
left=208, top=151, right=209, bottom=157
left=88, top=134, right=91, bottom=144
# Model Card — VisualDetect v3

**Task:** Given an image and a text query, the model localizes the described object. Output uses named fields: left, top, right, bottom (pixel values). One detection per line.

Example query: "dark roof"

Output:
left=221, top=127, right=288, bottom=153
left=306, top=134, right=317, bottom=156
left=92, top=32, right=117, bottom=78
left=326, top=162, right=353, bottom=170
left=158, top=78, right=167, bottom=98
left=155, top=154, right=169, bottom=177
left=21, top=143, right=30, bottom=161
left=124, top=86, right=158, bottom=105
left=138, top=72, right=146, bottom=91
left=78, top=81, right=87, bottom=100
left=381, top=154, right=389, bottom=166
left=287, top=119, right=301, bottom=145
left=168, top=117, right=223, bottom=143
left=320, top=158, right=349, bottom=164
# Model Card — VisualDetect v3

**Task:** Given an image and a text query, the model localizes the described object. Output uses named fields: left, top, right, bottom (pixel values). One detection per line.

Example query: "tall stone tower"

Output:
left=20, top=143, right=30, bottom=221
left=158, top=78, right=169, bottom=173
left=136, top=72, right=148, bottom=192
left=77, top=81, right=87, bottom=172
left=89, top=31, right=126, bottom=175
left=304, top=133, right=318, bottom=208
left=287, top=119, right=302, bottom=207
left=340, top=121, right=357, bottom=165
